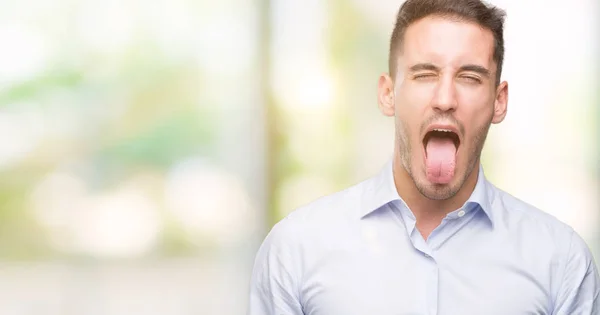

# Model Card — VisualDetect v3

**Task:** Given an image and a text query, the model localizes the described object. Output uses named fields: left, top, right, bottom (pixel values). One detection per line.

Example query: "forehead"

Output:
left=400, top=16, right=496, bottom=71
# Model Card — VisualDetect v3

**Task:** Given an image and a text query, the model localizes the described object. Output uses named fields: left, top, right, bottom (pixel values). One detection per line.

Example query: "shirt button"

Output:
left=457, top=210, right=466, bottom=217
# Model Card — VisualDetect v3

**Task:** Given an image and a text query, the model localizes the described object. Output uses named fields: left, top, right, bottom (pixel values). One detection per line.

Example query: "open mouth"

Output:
left=422, top=127, right=461, bottom=184
left=422, top=129, right=460, bottom=155
left=422, top=128, right=460, bottom=184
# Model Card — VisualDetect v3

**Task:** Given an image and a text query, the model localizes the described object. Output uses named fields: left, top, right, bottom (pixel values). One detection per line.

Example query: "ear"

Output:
left=492, top=81, right=508, bottom=124
left=378, top=73, right=395, bottom=117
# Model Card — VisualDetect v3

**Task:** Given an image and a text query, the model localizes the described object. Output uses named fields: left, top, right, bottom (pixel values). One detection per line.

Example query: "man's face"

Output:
left=379, top=16, right=508, bottom=200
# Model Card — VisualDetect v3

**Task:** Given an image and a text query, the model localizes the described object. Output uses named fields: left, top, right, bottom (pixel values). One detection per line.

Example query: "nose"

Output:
left=431, top=76, right=457, bottom=112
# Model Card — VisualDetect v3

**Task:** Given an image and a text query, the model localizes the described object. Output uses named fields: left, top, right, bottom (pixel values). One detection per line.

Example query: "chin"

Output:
left=414, top=163, right=464, bottom=200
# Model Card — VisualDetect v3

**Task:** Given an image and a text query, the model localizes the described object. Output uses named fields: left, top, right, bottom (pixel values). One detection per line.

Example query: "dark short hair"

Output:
left=389, top=0, right=506, bottom=84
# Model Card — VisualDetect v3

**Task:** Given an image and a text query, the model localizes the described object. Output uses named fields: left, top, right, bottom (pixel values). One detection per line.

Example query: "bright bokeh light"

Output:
left=0, top=24, right=50, bottom=85
left=277, top=67, right=336, bottom=111
left=70, top=185, right=162, bottom=258
left=164, top=158, right=256, bottom=246
left=31, top=172, right=162, bottom=258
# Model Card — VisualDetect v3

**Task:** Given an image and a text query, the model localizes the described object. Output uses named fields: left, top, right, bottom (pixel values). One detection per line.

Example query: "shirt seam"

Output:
left=287, top=214, right=305, bottom=310
left=552, top=228, right=575, bottom=313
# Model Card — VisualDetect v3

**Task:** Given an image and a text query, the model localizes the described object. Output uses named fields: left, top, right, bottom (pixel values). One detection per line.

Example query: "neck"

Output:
left=392, top=152, right=480, bottom=239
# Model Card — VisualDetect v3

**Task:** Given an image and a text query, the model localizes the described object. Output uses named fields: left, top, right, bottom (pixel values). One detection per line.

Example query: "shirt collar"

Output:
left=358, top=159, right=495, bottom=226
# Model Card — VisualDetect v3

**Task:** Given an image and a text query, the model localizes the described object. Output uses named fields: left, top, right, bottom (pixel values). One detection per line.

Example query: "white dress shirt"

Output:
left=248, top=161, right=599, bottom=315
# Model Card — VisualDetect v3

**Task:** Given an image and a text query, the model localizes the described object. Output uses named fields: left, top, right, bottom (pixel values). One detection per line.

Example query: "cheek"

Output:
left=460, top=108, right=494, bottom=147
left=400, top=82, right=435, bottom=109
left=454, top=105, right=493, bottom=150
left=456, top=84, right=493, bottom=105
left=457, top=91, right=495, bottom=125
left=395, top=84, right=431, bottom=127
left=394, top=104, right=421, bottom=141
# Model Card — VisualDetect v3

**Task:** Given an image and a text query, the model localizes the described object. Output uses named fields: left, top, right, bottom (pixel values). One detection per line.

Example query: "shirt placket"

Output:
left=392, top=200, right=442, bottom=315
left=410, top=228, right=439, bottom=315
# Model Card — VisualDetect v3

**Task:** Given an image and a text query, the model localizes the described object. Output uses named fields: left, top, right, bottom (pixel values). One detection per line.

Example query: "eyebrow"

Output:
left=408, top=63, right=491, bottom=78
left=459, top=64, right=491, bottom=78
left=409, top=63, right=440, bottom=72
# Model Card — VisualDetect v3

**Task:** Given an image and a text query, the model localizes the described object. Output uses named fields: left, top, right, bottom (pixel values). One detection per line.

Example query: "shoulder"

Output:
left=258, top=175, right=375, bottom=254
left=252, top=178, right=371, bottom=274
left=281, top=176, right=372, bottom=227
left=490, top=185, right=599, bottom=295
left=492, top=185, right=575, bottom=236
left=491, top=185, right=595, bottom=262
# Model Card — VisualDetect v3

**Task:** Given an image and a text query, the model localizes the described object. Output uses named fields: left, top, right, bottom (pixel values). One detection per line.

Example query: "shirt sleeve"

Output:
left=247, top=217, right=304, bottom=315
left=552, top=229, right=600, bottom=314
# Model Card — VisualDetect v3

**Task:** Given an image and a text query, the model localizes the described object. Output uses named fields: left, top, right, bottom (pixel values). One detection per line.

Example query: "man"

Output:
left=248, top=0, right=600, bottom=314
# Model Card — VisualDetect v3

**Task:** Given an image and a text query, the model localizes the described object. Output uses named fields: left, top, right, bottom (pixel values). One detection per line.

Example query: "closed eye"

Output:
left=413, top=73, right=437, bottom=81
left=459, top=75, right=482, bottom=84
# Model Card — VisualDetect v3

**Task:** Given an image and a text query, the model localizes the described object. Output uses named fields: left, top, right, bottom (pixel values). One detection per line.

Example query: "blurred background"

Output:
left=0, top=0, right=597, bottom=314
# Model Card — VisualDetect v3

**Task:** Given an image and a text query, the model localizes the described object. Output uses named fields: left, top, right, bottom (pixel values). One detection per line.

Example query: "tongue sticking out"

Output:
left=425, top=137, right=457, bottom=184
